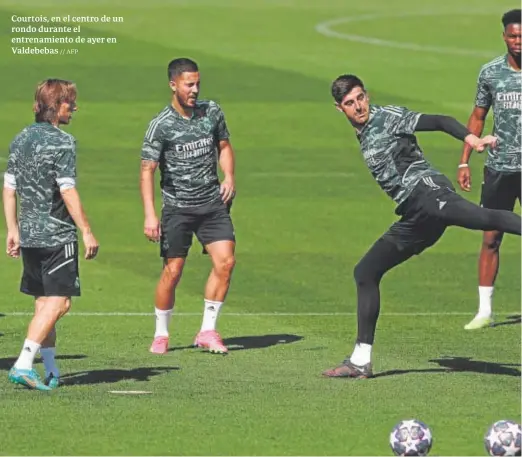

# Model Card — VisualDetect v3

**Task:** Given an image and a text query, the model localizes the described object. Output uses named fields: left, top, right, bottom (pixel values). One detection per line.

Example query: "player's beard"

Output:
left=178, top=93, right=197, bottom=109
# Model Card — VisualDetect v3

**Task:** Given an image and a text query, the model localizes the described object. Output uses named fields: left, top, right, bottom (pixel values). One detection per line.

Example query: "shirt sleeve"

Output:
left=384, top=105, right=422, bottom=135
left=415, top=114, right=469, bottom=141
left=3, top=144, right=17, bottom=190
left=474, top=68, right=492, bottom=109
left=215, top=105, right=230, bottom=142
left=54, top=137, right=77, bottom=190
left=141, top=118, right=164, bottom=162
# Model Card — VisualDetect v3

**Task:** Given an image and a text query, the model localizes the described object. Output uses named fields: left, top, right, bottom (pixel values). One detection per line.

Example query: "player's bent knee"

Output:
left=63, top=298, right=72, bottom=314
left=162, top=260, right=185, bottom=284
left=482, top=237, right=502, bottom=252
left=214, top=255, right=236, bottom=276
left=45, top=296, right=72, bottom=318
left=353, top=261, right=378, bottom=287
left=482, top=229, right=503, bottom=251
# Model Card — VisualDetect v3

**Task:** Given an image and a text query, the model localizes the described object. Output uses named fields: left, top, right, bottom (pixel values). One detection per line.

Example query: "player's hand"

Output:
left=144, top=215, right=160, bottom=242
left=465, top=134, right=497, bottom=152
left=6, top=230, right=20, bottom=258
left=477, top=135, right=498, bottom=152
left=464, top=134, right=482, bottom=151
left=82, top=230, right=99, bottom=260
left=220, top=176, right=236, bottom=204
left=457, top=166, right=472, bottom=192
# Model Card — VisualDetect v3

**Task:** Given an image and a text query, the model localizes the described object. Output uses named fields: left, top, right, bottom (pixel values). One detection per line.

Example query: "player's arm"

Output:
left=3, top=153, right=19, bottom=258
left=414, top=114, right=496, bottom=151
left=61, top=188, right=98, bottom=259
left=455, top=107, right=490, bottom=191
left=140, top=159, right=160, bottom=241
left=459, top=106, right=489, bottom=165
left=55, top=141, right=99, bottom=260
left=140, top=122, right=162, bottom=242
left=215, top=105, right=235, bottom=204
left=457, top=69, right=492, bottom=190
left=218, top=139, right=235, bottom=204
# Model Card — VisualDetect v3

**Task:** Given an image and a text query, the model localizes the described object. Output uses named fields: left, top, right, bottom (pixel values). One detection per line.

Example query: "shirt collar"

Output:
left=504, top=53, right=521, bottom=72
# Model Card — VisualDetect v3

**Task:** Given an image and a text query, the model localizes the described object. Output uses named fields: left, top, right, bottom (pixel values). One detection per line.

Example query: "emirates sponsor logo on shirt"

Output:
left=496, top=91, right=522, bottom=109
left=174, top=136, right=214, bottom=159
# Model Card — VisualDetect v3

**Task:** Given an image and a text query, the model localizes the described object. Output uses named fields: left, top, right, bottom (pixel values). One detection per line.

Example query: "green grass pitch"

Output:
left=0, top=0, right=520, bottom=455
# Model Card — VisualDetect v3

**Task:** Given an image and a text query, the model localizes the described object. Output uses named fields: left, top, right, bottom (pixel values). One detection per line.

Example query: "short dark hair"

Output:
left=331, top=74, right=365, bottom=103
left=502, top=9, right=521, bottom=28
left=167, top=58, right=199, bottom=80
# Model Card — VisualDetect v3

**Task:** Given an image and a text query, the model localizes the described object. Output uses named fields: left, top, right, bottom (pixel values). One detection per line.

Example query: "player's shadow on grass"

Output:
left=375, top=356, right=521, bottom=378
left=491, top=314, right=521, bottom=328
left=0, top=312, right=4, bottom=337
left=224, top=334, right=304, bottom=351
left=61, top=366, right=179, bottom=385
left=168, top=334, right=303, bottom=352
left=0, top=354, right=87, bottom=371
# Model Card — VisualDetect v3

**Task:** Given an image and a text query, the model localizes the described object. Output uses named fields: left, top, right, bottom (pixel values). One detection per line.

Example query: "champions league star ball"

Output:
left=389, top=419, right=433, bottom=456
left=484, top=420, right=521, bottom=456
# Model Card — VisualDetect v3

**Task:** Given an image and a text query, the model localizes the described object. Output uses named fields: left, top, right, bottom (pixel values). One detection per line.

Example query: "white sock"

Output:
left=350, top=343, right=372, bottom=366
left=154, top=308, right=173, bottom=338
left=14, top=339, right=41, bottom=370
left=40, top=347, right=59, bottom=378
left=477, top=286, right=494, bottom=318
left=200, top=299, right=223, bottom=332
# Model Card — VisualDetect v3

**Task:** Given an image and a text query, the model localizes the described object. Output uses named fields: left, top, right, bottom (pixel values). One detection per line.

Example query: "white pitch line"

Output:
left=1, top=311, right=519, bottom=317
left=108, top=390, right=153, bottom=395
left=315, top=12, right=497, bottom=58
left=248, top=171, right=355, bottom=178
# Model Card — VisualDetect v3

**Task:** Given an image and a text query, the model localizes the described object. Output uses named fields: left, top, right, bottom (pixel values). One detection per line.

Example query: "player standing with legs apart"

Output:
left=3, top=79, right=99, bottom=390
left=140, top=58, right=236, bottom=355
left=322, top=75, right=522, bottom=379
left=457, top=9, right=521, bottom=330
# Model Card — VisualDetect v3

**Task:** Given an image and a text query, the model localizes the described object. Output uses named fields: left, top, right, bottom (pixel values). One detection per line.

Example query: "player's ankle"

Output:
left=350, top=342, right=372, bottom=366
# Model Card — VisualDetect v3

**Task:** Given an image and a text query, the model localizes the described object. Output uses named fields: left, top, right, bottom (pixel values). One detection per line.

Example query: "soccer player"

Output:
left=3, top=79, right=99, bottom=390
left=457, top=9, right=521, bottom=330
left=140, top=58, right=236, bottom=355
left=322, top=75, right=522, bottom=379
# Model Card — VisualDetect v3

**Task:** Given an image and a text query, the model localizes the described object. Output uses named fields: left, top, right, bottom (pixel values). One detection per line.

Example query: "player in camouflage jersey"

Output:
left=457, top=9, right=522, bottom=330
left=140, top=58, right=236, bottom=354
left=3, top=79, right=99, bottom=391
left=322, top=75, right=521, bottom=379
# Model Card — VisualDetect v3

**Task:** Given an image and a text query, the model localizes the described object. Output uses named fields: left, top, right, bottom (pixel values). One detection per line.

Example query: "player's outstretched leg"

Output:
left=194, top=240, right=235, bottom=354
left=150, top=258, right=185, bottom=354
left=439, top=196, right=521, bottom=235
left=323, top=238, right=415, bottom=379
left=9, top=296, right=71, bottom=391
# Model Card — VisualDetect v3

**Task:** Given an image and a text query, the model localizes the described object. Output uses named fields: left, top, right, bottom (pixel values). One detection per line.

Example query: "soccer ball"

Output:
left=484, top=420, right=521, bottom=456
left=389, top=419, right=433, bottom=456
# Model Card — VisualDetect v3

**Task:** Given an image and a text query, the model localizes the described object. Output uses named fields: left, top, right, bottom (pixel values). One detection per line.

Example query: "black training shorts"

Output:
left=480, top=166, right=521, bottom=211
left=20, top=241, right=80, bottom=297
left=383, top=175, right=462, bottom=255
left=160, top=198, right=235, bottom=258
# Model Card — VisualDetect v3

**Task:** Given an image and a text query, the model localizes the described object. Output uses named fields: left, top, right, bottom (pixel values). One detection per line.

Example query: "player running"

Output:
left=322, top=74, right=521, bottom=379
left=140, top=58, right=237, bottom=355
left=3, top=79, right=99, bottom=390
left=457, top=9, right=521, bottom=330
